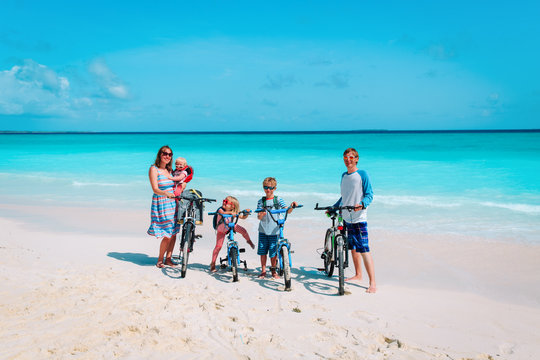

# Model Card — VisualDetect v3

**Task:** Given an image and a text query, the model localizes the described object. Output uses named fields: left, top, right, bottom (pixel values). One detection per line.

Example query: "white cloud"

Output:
left=0, top=60, right=70, bottom=115
left=89, top=59, right=130, bottom=99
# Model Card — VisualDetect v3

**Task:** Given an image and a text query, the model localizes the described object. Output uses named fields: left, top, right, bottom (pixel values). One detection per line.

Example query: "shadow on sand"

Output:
left=107, top=252, right=158, bottom=267
left=107, top=252, right=368, bottom=294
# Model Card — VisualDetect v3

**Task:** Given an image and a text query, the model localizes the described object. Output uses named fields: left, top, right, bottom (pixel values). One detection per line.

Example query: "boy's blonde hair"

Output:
left=343, top=148, right=358, bottom=158
left=226, top=196, right=240, bottom=213
left=262, top=177, right=277, bottom=187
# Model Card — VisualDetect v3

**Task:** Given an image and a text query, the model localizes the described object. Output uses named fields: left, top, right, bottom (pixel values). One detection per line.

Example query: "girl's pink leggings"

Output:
left=211, top=224, right=251, bottom=264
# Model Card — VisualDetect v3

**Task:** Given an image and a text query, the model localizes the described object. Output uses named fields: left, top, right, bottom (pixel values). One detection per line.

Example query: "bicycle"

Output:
left=207, top=209, right=252, bottom=282
left=175, top=191, right=215, bottom=278
left=314, top=203, right=356, bottom=295
left=255, top=204, right=302, bottom=291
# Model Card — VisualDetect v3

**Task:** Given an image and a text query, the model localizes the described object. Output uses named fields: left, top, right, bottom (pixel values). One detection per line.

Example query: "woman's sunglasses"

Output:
left=161, top=151, right=172, bottom=157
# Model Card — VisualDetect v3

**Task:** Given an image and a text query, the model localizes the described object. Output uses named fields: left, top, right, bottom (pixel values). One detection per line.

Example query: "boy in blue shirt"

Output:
left=335, top=148, right=376, bottom=293
left=256, top=177, right=298, bottom=279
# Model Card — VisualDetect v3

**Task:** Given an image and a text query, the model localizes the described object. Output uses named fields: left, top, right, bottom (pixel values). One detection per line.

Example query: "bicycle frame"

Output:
left=255, top=204, right=302, bottom=289
left=257, top=207, right=292, bottom=264
left=219, top=212, right=250, bottom=269
left=175, top=194, right=216, bottom=278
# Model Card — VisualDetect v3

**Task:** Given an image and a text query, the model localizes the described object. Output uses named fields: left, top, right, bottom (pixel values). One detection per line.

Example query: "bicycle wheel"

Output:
left=230, top=247, right=239, bottom=282
left=323, top=229, right=335, bottom=277
left=281, top=246, right=292, bottom=290
left=180, top=222, right=193, bottom=278
left=336, top=234, right=345, bottom=295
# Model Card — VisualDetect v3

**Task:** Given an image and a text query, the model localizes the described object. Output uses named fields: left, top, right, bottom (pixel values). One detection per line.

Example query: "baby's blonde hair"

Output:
left=175, top=157, right=187, bottom=168
left=226, top=196, right=240, bottom=213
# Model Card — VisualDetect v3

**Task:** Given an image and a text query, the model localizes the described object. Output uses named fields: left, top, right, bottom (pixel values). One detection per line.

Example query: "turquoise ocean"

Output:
left=1, top=132, right=539, bottom=244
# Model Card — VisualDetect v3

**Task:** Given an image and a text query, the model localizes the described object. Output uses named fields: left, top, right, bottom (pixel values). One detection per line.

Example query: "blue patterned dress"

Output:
left=147, top=165, right=180, bottom=239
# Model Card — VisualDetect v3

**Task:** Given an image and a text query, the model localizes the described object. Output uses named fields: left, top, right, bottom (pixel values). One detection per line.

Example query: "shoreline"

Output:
left=1, top=203, right=540, bottom=358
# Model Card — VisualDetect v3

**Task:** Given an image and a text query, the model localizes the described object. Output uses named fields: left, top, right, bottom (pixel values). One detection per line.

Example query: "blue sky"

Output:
left=1, top=1, right=539, bottom=131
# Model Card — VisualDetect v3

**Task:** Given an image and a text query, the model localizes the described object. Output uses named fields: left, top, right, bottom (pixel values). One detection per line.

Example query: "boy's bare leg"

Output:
left=270, top=256, right=280, bottom=279
left=361, top=252, right=377, bottom=293
left=259, top=255, right=267, bottom=277
left=345, top=249, right=363, bottom=281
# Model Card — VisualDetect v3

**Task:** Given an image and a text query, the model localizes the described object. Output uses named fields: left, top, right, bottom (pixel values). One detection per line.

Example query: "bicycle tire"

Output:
left=180, top=222, right=193, bottom=278
left=230, top=247, right=239, bottom=282
left=281, top=246, right=292, bottom=290
left=323, top=229, right=335, bottom=277
left=336, top=234, right=345, bottom=295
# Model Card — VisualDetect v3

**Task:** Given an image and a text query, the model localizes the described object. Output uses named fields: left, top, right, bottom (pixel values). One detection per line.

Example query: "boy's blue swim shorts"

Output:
left=257, top=232, right=279, bottom=257
left=344, top=221, right=370, bottom=253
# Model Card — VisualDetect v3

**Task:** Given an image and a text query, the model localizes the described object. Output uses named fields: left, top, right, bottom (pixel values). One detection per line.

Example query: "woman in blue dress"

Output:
left=148, top=145, right=181, bottom=268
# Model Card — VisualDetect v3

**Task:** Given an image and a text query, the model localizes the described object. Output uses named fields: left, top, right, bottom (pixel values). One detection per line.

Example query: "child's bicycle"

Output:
left=207, top=210, right=252, bottom=282
left=255, top=204, right=303, bottom=291
left=175, top=192, right=216, bottom=278
left=314, top=203, right=356, bottom=295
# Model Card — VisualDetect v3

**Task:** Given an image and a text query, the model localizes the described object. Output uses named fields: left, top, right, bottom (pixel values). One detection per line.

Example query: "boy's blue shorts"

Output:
left=257, top=233, right=279, bottom=257
left=344, top=221, right=370, bottom=253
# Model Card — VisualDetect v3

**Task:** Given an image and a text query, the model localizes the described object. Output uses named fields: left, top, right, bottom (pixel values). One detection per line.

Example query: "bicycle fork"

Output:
left=278, top=239, right=292, bottom=269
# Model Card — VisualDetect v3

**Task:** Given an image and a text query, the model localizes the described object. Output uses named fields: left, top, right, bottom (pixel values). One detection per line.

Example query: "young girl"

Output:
left=210, top=196, right=254, bottom=272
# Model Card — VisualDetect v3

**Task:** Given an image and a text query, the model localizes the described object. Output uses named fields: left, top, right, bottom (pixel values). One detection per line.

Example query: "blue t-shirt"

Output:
left=257, top=196, right=287, bottom=235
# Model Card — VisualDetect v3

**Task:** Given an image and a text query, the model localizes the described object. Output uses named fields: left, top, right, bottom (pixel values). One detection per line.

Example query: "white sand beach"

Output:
left=1, top=203, right=540, bottom=359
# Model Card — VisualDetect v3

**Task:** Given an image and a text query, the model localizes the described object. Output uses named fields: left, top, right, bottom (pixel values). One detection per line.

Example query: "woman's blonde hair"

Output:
left=226, top=196, right=240, bottom=213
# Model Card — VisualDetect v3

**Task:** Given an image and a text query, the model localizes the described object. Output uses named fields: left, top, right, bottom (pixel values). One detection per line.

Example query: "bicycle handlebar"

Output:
left=314, top=203, right=357, bottom=212
left=254, top=204, right=303, bottom=214
left=208, top=209, right=252, bottom=217
left=177, top=195, right=216, bottom=203
left=254, top=204, right=302, bottom=225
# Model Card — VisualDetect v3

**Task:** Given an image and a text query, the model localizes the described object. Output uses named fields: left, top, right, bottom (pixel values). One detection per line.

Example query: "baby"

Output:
left=169, top=157, right=192, bottom=196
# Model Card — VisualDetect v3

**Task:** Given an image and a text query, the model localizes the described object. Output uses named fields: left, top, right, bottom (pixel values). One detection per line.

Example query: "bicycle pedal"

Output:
left=220, top=264, right=227, bottom=269
left=290, top=251, right=295, bottom=254
left=195, top=234, right=202, bottom=239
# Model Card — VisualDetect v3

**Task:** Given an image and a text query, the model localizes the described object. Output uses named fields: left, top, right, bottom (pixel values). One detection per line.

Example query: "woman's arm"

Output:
left=149, top=166, right=174, bottom=198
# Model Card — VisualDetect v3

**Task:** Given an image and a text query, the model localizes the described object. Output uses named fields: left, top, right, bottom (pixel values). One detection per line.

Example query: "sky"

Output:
left=1, top=0, right=539, bottom=131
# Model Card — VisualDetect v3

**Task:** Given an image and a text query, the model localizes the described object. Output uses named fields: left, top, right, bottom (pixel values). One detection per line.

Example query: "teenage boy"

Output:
left=256, top=177, right=298, bottom=279
left=335, top=148, right=376, bottom=293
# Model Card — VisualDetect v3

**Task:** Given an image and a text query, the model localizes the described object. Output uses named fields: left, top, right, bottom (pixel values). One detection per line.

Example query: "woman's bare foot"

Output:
left=156, top=261, right=164, bottom=268
left=164, top=258, right=177, bottom=267
left=271, top=271, right=280, bottom=279
left=345, top=275, right=362, bottom=281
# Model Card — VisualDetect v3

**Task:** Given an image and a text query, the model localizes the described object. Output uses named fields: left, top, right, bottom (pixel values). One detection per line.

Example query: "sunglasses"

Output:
left=263, top=186, right=275, bottom=190
left=161, top=151, right=172, bottom=157
left=222, top=199, right=231, bottom=204
left=343, top=155, right=357, bottom=160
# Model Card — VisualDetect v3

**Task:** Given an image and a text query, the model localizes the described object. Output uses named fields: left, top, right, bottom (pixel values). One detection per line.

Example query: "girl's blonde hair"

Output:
left=226, top=196, right=240, bottom=213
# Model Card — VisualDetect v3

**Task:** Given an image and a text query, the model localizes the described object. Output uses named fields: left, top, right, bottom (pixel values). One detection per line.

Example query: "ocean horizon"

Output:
left=2, top=131, right=539, bottom=244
